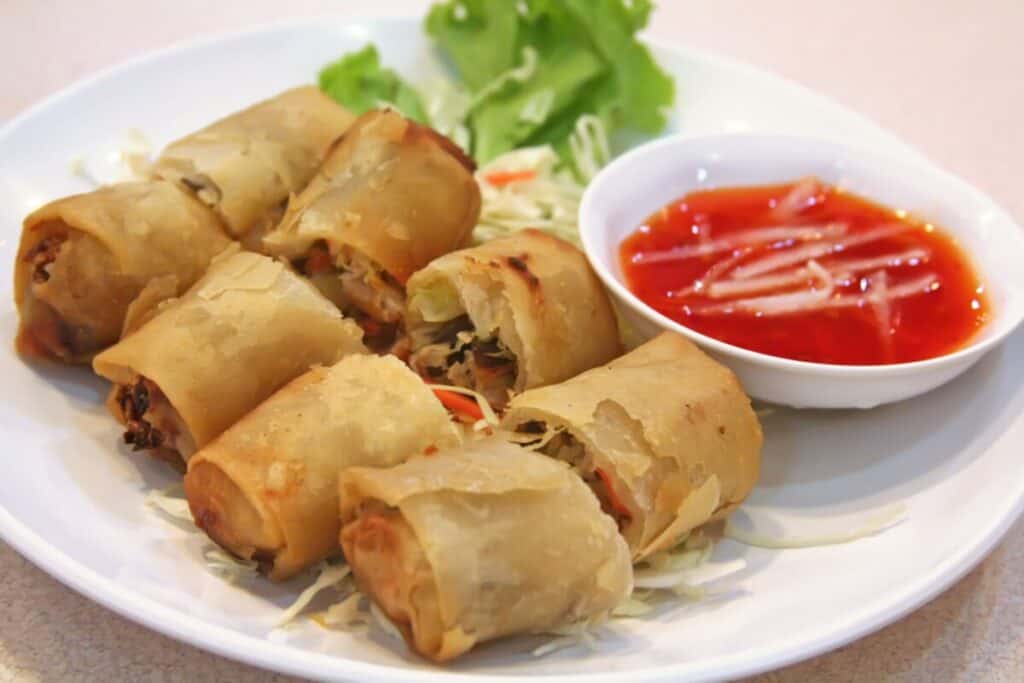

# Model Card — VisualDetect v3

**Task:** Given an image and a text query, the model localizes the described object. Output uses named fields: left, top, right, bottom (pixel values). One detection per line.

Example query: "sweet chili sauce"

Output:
left=619, top=179, right=989, bottom=365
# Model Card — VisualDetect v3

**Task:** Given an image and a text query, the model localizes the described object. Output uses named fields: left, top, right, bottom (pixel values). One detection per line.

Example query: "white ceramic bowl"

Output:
left=580, top=133, right=1024, bottom=408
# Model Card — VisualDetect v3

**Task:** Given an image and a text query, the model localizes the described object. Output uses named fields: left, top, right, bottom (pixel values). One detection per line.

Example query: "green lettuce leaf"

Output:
left=318, top=45, right=429, bottom=123
left=469, top=44, right=605, bottom=162
left=424, top=0, right=520, bottom=92
left=559, top=0, right=675, bottom=132
left=424, top=0, right=675, bottom=167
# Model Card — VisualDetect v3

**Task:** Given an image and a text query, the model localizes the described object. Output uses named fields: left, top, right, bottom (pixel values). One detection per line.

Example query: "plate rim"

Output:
left=2, top=14, right=1022, bottom=683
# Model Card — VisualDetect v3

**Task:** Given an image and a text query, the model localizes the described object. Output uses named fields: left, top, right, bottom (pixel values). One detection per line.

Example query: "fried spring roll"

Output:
left=14, top=181, right=231, bottom=363
left=184, top=355, right=460, bottom=580
left=406, top=229, right=621, bottom=411
left=152, top=86, right=355, bottom=240
left=262, top=109, right=481, bottom=352
left=92, top=250, right=366, bottom=465
left=502, top=332, right=762, bottom=560
left=339, top=438, right=632, bottom=662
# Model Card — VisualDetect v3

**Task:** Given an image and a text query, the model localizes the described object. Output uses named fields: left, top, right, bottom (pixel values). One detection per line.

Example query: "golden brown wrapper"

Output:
left=339, top=437, right=633, bottom=662
left=502, top=332, right=763, bottom=560
left=406, top=228, right=622, bottom=395
left=92, top=250, right=366, bottom=463
left=261, top=108, right=481, bottom=284
left=13, top=181, right=231, bottom=364
left=184, top=354, right=460, bottom=580
left=152, top=86, right=356, bottom=239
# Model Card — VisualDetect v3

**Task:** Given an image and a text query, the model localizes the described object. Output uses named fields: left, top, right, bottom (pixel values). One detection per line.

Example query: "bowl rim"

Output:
left=579, top=131, right=1024, bottom=377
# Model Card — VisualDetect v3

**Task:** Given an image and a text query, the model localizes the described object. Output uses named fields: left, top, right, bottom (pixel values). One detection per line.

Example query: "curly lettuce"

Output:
left=318, top=1, right=675, bottom=175
left=319, top=45, right=428, bottom=123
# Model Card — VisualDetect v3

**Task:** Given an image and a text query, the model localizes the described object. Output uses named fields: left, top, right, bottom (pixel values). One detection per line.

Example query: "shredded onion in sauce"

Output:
left=771, top=176, right=824, bottom=220
left=730, top=223, right=910, bottom=280
left=633, top=223, right=846, bottom=265
left=697, top=261, right=834, bottom=316
left=825, top=247, right=930, bottom=276
left=697, top=271, right=938, bottom=317
left=866, top=270, right=895, bottom=361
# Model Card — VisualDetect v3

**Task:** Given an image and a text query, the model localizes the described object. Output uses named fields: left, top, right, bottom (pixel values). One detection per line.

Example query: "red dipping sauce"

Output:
left=619, top=178, right=989, bottom=365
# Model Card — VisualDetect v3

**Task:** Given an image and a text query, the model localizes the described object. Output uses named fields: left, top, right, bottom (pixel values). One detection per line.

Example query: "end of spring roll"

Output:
left=406, top=228, right=622, bottom=411
left=93, top=250, right=367, bottom=465
left=502, top=332, right=763, bottom=560
left=152, top=86, right=356, bottom=239
left=339, top=437, right=633, bottom=662
left=184, top=354, right=460, bottom=580
left=262, top=109, right=481, bottom=352
left=14, top=181, right=231, bottom=363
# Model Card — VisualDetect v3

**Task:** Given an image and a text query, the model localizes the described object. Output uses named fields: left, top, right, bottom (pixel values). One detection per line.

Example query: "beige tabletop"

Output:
left=1, top=0, right=1022, bottom=680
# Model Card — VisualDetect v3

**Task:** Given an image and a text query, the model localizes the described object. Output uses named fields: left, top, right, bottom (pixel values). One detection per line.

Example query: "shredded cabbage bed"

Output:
left=472, top=136, right=594, bottom=247
left=142, top=456, right=909, bottom=656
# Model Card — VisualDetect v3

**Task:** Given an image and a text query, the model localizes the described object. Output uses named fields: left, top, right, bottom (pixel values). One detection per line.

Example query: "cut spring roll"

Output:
left=185, top=354, right=460, bottom=580
left=339, top=437, right=632, bottom=662
left=406, top=229, right=621, bottom=411
left=262, top=109, right=481, bottom=352
left=93, top=250, right=366, bottom=466
left=14, top=181, right=231, bottom=363
left=502, top=332, right=762, bottom=560
left=152, top=86, right=356, bottom=241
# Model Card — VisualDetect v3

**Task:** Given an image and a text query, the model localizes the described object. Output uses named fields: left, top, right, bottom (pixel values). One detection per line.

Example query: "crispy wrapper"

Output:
left=262, top=108, right=480, bottom=284
left=14, top=181, right=231, bottom=363
left=92, top=250, right=366, bottom=464
left=184, top=355, right=460, bottom=580
left=339, top=437, right=632, bottom=662
left=152, top=86, right=355, bottom=239
left=406, top=229, right=621, bottom=401
left=502, top=332, right=763, bottom=560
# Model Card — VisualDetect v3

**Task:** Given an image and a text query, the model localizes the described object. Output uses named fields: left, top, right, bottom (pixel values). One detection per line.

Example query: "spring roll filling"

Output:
left=409, top=315, right=518, bottom=410
left=513, top=421, right=633, bottom=530
left=27, top=235, right=64, bottom=283
left=112, top=377, right=197, bottom=466
left=342, top=501, right=446, bottom=657
left=298, top=240, right=406, bottom=353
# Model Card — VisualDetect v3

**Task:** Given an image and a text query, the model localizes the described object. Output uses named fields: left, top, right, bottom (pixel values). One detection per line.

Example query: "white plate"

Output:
left=1, top=16, right=1022, bottom=683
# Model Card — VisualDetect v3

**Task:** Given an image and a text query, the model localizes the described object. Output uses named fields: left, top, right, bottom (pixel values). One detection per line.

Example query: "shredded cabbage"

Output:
left=643, top=542, right=713, bottom=572
left=144, top=483, right=193, bottom=523
left=531, top=622, right=599, bottom=658
left=473, top=145, right=585, bottom=246
left=68, top=156, right=101, bottom=187
left=724, top=504, right=908, bottom=549
left=471, top=114, right=609, bottom=246
left=634, top=557, right=745, bottom=591
left=69, top=128, right=153, bottom=187
left=275, top=562, right=352, bottom=628
left=119, top=128, right=154, bottom=178
left=612, top=594, right=654, bottom=618
left=144, top=483, right=261, bottom=583
left=314, top=592, right=370, bottom=631
left=614, top=535, right=750, bottom=618
left=409, top=282, right=463, bottom=323
left=312, top=591, right=403, bottom=642
left=369, top=601, right=405, bottom=641
left=203, top=547, right=260, bottom=584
